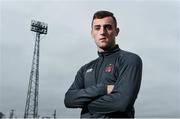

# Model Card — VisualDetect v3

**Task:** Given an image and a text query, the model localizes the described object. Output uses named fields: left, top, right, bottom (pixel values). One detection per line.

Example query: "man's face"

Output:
left=91, top=16, right=119, bottom=52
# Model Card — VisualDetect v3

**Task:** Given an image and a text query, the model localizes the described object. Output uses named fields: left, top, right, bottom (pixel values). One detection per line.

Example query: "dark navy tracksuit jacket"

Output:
left=64, top=45, right=142, bottom=118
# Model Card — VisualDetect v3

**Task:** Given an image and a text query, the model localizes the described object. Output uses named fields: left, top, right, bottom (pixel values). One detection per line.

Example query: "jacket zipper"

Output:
left=95, top=55, right=104, bottom=83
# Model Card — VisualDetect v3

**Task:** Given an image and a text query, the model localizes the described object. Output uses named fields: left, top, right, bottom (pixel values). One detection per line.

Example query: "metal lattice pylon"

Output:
left=24, top=20, right=48, bottom=118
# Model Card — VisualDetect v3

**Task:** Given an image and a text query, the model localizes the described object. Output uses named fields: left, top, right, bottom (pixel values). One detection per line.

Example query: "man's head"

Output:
left=91, top=10, right=119, bottom=52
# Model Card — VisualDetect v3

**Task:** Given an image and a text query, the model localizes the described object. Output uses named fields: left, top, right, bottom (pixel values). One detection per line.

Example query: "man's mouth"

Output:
left=99, top=38, right=106, bottom=41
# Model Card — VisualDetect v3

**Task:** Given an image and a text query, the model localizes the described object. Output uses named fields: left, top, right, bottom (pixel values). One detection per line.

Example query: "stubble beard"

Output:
left=97, top=41, right=115, bottom=52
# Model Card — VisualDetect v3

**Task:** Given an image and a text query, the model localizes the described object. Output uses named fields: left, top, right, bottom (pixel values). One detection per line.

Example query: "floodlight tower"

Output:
left=24, top=20, right=48, bottom=118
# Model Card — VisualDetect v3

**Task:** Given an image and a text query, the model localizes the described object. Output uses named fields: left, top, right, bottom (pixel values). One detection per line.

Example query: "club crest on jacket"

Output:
left=105, top=64, right=113, bottom=73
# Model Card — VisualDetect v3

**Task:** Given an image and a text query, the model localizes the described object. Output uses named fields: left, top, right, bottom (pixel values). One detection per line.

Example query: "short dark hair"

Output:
left=92, top=10, right=117, bottom=28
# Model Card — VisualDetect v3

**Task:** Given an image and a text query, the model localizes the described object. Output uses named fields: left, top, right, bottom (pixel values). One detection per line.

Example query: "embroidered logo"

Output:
left=86, top=68, right=93, bottom=73
left=105, top=64, right=113, bottom=73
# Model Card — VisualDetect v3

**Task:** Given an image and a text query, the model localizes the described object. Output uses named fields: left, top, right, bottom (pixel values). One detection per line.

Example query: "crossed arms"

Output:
left=64, top=56, right=142, bottom=114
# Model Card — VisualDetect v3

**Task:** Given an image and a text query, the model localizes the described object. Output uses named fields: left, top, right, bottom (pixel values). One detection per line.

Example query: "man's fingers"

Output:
left=107, top=85, right=114, bottom=94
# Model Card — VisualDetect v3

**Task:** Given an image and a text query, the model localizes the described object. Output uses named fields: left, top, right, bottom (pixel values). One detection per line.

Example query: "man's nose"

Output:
left=100, top=27, right=106, bottom=35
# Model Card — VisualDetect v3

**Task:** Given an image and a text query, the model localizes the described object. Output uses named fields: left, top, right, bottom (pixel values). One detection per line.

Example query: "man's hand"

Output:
left=107, top=85, right=114, bottom=94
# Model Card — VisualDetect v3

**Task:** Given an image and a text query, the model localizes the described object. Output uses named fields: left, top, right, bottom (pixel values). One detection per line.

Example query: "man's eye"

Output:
left=94, top=27, right=100, bottom=30
left=105, top=25, right=112, bottom=30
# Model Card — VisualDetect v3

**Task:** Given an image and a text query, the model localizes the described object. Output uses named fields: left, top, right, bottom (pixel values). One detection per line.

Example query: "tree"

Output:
left=0, top=112, right=5, bottom=118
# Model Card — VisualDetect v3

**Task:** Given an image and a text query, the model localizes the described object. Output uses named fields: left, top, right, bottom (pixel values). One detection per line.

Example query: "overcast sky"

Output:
left=1, top=0, right=180, bottom=118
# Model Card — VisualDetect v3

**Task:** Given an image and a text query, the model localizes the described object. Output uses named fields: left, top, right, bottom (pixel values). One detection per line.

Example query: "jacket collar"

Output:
left=98, top=44, right=120, bottom=57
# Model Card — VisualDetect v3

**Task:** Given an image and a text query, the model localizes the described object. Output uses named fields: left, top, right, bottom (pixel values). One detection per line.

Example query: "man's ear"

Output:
left=91, top=29, right=94, bottom=39
left=115, top=28, right=120, bottom=36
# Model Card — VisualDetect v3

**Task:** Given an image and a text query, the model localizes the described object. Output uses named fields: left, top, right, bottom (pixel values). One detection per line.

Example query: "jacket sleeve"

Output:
left=87, top=55, right=142, bottom=114
left=64, top=66, right=107, bottom=108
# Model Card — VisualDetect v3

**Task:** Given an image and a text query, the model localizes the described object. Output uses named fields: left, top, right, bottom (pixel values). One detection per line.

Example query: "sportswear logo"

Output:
left=86, top=68, right=93, bottom=73
left=105, top=64, right=113, bottom=73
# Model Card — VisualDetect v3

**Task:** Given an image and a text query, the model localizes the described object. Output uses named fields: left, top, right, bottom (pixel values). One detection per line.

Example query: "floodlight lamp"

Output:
left=31, top=20, right=48, bottom=34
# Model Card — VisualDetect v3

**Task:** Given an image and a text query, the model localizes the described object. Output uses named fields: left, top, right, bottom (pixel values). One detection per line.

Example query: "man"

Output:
left=64, top=10, right=142, bottom=118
